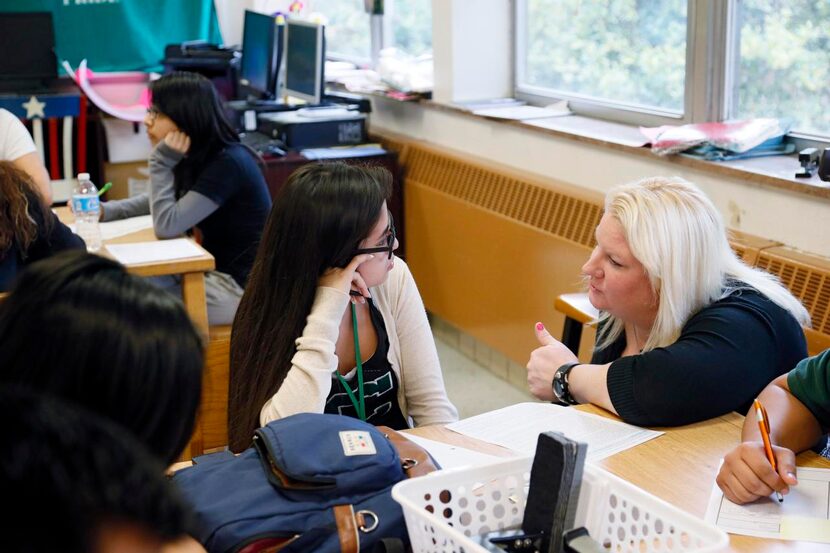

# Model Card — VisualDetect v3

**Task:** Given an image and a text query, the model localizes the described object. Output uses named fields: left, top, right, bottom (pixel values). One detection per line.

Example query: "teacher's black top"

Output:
left=593, top=287, right=807, bottom=427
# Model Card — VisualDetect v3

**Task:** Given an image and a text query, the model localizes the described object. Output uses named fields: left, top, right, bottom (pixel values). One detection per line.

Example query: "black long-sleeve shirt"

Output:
left=0, top=190, right=85, bottom=291
left=594, top=288, right=807, bottom=427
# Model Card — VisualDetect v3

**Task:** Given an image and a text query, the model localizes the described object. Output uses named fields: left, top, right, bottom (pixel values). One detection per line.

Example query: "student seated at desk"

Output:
left=0, top=161, right=83, bottom=291
left=0, top=387, right=199, bottom=553
left=717, top=349, right=830, bottom=504
left=100, top=71, right=271, bottom=325
left=0, top=251, right=203, bottom=465
left=0, top=107, right=52, bottom=203
left=526, top=176, right=809, bottom=426
left=228, top=163, right=458, bottom=452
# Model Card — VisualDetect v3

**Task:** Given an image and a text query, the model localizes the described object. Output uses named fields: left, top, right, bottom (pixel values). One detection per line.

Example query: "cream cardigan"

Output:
left=260, top=259, right=458, bottom=427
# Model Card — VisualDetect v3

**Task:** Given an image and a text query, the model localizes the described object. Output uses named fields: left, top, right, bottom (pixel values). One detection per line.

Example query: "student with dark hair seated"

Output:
left=0, top=160, right=83, bottom=291
left=0, top=387, right=198, bottom=553
left=100, top=71, right=271, bottom=324
left=229, top=162, right=457, bottom=452
left=0, top=250, right=203, bottom=465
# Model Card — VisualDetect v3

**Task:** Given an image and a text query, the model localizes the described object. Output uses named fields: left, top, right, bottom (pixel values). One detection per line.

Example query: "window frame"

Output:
left=515, top=0, right=830, bottom=147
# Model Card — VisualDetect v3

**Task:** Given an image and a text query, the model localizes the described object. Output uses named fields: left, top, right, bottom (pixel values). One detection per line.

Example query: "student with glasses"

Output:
left=227, top=162, right=457, bottom=452
left=98, top=71, right=271, bottom=325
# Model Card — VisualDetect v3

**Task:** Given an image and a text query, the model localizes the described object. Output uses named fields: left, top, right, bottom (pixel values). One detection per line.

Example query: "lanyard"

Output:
left=335, top=301, right=366, bottom=421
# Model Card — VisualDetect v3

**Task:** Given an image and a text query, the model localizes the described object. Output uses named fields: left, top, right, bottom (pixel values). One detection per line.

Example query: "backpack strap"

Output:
left=333, top=504, right=360, bottom=553
left=376, top=426, right=440, bottom=478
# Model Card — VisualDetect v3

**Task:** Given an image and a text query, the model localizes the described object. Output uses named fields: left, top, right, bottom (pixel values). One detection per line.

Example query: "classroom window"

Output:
left=313, top=0, right=371, bottom=63
left=383, top=0, right=432, bottom=58
left=732, top=0, right=830, bottom=139
left=516, top=0, right=688, bottom=119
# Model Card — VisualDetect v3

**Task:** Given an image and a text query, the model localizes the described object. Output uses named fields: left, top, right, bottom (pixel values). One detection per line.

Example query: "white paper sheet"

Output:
left=105, top=238, right=204, bottom=265
left=403, top=434, right=508, bottom=471
left=97, top=215, right=154, bottom=240
left=472, top=101, right=571, bottom=120
left=704, top=465, right=830, bottom=542
left=446, top=403, right=662, bottom=462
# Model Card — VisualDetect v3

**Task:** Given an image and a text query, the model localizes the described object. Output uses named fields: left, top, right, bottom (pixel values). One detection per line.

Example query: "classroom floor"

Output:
left=434, top=335, right=536, bottom=420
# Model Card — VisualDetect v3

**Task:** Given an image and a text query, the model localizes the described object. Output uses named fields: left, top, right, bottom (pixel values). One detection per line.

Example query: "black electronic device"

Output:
left=817, top=147, right=830, bottom=182
left=795, top=147, right=820, bottom=179
left=239, top=10, right=283, bottom=102
left=0, top=12, right=57, bottom=92
left=257, top=108, right=367, bottom=149
left=163, top=42, right=240, bottom=101
left=284, top=18, right=326, bottom=105
left=487, top=432, right=587, bottom=553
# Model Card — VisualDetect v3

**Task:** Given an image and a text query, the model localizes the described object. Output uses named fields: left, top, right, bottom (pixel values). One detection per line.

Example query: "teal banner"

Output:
left=2, top=0, right=223, bottom=73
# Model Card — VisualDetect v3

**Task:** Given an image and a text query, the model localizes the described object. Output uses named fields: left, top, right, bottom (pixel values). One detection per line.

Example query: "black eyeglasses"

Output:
left=354, top=213, right=396, bottom=260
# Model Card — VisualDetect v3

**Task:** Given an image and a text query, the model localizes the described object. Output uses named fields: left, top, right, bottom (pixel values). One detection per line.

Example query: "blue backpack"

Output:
left=173, top=413, right=438, bottom=553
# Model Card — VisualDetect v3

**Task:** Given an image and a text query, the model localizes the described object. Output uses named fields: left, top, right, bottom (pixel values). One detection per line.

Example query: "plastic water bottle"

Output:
left=72, top=172, right=102, bottom=251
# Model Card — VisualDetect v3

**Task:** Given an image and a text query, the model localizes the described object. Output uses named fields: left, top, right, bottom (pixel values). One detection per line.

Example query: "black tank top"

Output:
left=324, top=298, right=409, bottom=429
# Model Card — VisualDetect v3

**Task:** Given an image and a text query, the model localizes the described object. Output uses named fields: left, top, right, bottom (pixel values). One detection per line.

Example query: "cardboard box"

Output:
left=103, top=161, right=149, bottom=200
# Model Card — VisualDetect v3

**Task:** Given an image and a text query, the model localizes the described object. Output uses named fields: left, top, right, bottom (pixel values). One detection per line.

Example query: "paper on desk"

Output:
left=98, top=215, right=153, bottom=240
left=472, top=101, right=571, bottom=120
left=105, top=238, right=204, bottom=265
left=402, top=434, right=507, bottom=471
left=446, top=403, right=662, bottom=462
left=704, top=465, right=830, bottom=542
left=68, top=215, right=154, bottom=240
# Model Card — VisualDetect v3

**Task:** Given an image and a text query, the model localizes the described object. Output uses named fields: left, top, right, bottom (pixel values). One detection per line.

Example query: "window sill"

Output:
left=411, top=99, right=830, bottom=201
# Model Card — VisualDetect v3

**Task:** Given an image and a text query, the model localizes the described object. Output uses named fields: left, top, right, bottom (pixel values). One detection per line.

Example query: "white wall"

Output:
left=370, top=99, right=830, bottom=258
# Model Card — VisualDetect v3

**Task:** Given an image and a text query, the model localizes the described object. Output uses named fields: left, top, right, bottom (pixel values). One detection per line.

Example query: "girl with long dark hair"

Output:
left=228, top=162, right=457, bottom=452
left=102, top=71, right=271, bottom=324
left=0, top=161, right=83, bottom=290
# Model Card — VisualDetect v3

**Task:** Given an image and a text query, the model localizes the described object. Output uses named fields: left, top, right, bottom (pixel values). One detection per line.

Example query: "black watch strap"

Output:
left=552, top=362, right=581, bottom=405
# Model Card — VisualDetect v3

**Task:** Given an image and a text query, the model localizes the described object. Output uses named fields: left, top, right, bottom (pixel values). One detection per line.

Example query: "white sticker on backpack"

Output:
left=339, top=431, right=377, bottom=456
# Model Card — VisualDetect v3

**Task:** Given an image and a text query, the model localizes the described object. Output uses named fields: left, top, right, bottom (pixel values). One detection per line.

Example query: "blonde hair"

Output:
left=595, top=176, right=810, bottom=352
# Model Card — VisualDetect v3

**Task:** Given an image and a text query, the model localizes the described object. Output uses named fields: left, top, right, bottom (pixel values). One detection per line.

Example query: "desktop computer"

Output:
left=257, top=108, right=367, bottom=149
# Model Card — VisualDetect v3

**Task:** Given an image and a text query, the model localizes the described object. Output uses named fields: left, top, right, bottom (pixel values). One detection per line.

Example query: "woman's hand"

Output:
left=318, top=254, right=374, bottom=304
left=164, top=131, right=191, bottom=155
left=526, top=322, right=578, bottom=401
left=716, top=441, right=797, bottom=504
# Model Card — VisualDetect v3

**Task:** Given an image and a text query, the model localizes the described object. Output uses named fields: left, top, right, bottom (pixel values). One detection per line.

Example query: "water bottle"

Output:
left=72, top=172, right=102, bottom=251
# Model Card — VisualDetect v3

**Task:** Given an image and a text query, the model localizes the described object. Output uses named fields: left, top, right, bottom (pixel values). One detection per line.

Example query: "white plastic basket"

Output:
left=392, top=457, right=728, bottom=553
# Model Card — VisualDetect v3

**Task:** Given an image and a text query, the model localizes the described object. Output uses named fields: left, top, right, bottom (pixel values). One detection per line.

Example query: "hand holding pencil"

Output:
left=715, top=399, right=799, bottom=505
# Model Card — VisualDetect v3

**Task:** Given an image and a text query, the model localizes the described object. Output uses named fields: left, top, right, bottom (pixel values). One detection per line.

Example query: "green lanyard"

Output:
left=335, top=302, right=366, bottom=421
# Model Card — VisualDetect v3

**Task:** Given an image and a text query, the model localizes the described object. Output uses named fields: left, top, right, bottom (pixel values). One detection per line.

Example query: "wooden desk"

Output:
left=410, top=405, right=830, bottom=553
left=55, top=207, right=215, bottom=335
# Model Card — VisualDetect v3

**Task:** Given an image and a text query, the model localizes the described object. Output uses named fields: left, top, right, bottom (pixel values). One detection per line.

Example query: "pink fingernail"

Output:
left=536, top=322, right=544, bottom=331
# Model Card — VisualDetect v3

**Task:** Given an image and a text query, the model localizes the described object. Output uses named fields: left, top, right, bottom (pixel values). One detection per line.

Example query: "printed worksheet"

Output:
left=704, top=466, right=830, bottom=543
left=445, top=402, right=662, bottom=462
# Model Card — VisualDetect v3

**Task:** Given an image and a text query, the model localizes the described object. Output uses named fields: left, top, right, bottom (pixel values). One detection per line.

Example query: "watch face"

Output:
left=553, top=373, right=566, bottom=400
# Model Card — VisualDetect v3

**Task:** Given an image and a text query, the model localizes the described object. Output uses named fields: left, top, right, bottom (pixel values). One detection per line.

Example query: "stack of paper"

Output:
left=105, top=239, right=204, bottom=265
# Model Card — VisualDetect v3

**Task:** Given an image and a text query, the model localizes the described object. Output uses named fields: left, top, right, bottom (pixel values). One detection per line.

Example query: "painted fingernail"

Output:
left=536, top=322, right=544, bottom=331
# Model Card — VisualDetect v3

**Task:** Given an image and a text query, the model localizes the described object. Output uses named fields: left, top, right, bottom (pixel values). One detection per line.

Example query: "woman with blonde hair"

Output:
left=527, top=176, right=809, bottom=426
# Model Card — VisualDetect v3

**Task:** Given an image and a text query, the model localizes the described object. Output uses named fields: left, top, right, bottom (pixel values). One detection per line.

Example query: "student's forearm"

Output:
left=568, top=363, right=616, bottom=414
left=741, top=375, right=823, bottom=453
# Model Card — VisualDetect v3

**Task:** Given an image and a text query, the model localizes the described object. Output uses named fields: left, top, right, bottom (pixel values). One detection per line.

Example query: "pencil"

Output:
left=754, top=399, right=784, bottom=502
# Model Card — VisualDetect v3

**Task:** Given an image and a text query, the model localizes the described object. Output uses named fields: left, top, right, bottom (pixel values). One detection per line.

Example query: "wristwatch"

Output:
left=552, top=362, right=581, bottom=405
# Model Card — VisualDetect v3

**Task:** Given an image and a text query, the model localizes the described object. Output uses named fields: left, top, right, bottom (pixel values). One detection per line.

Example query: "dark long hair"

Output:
left=0, top=161, right=49, bottom=257
left=150, top=71, right=243, bottom=196
left=228, top=162, right=392, bottom=451
left=1, top=388, right=196, bottom=553
left=0, top=251, right=204, bottom=465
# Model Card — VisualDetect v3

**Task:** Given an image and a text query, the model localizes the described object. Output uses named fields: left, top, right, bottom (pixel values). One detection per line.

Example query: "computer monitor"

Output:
left=239, top=10, right=281, bottom=101
left=0, top=12, right=57, bottom=92
left=283, top=19, right=325, bottom=105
